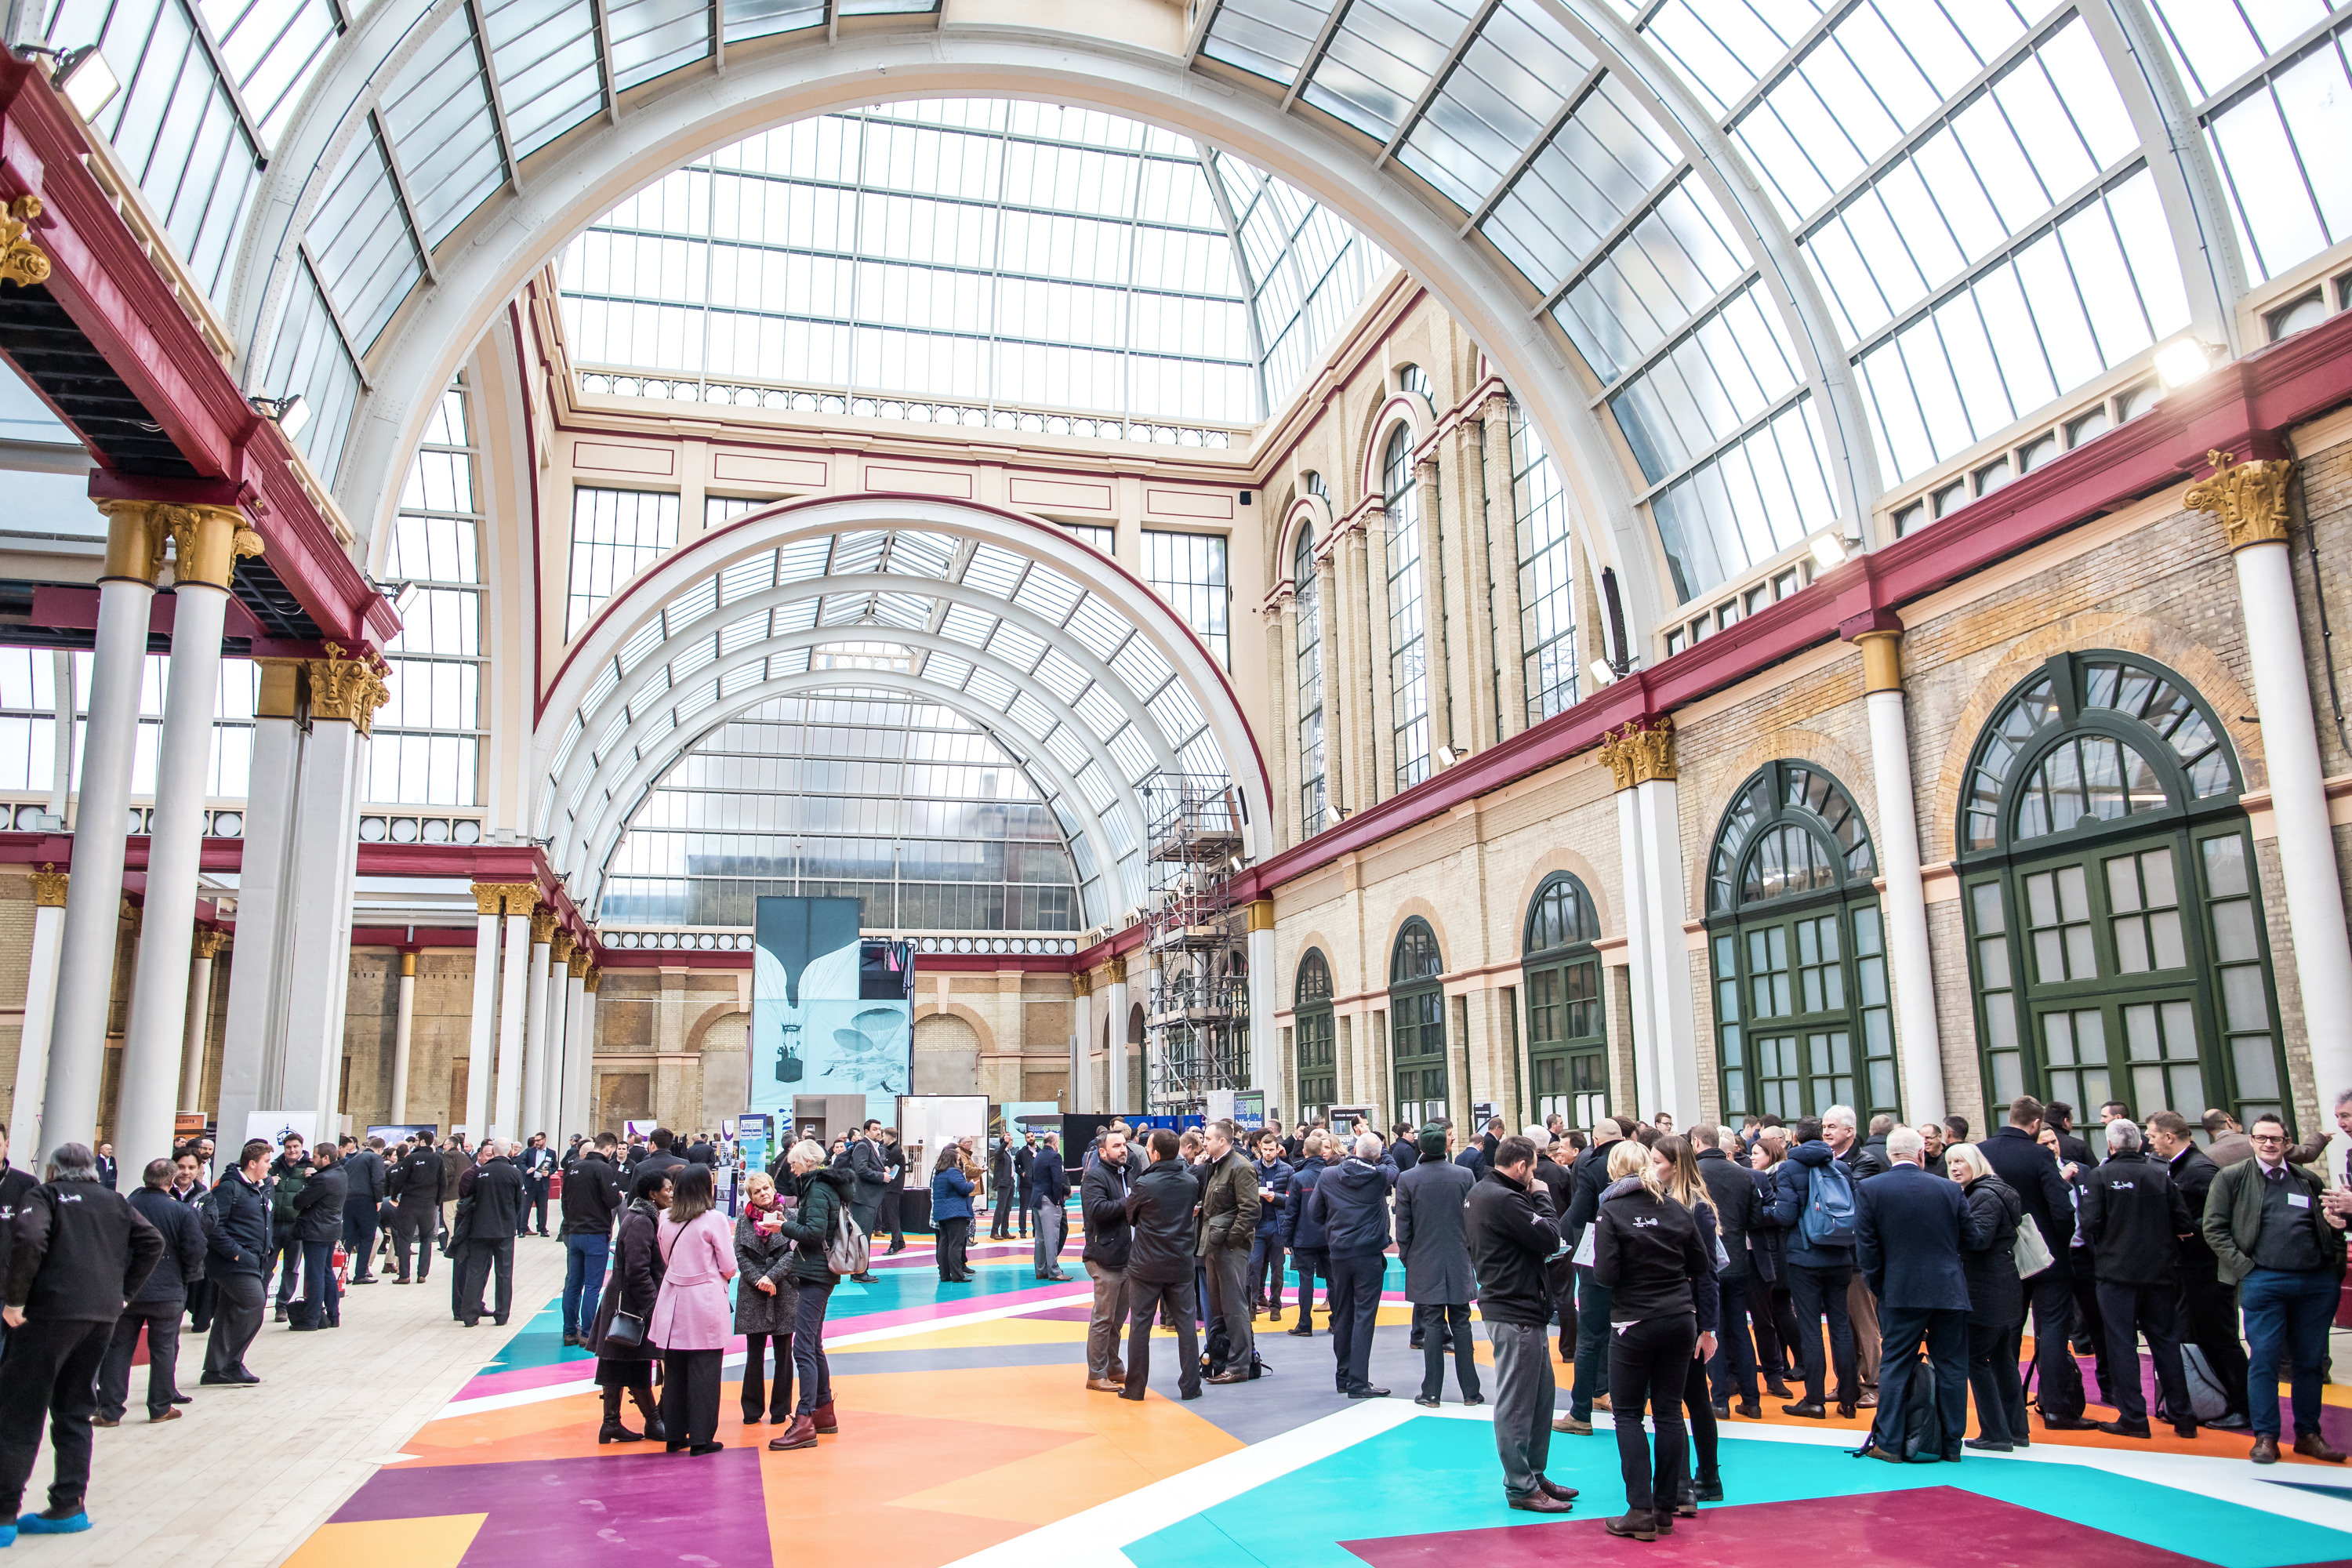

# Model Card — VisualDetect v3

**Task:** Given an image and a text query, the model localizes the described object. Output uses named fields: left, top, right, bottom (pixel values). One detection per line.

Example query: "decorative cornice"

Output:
left=29, top=863, right=66, bottom=907
left=308, top=643, right=390, bottom=735
left=0, top=194, right=49, bottom=288
left=1599, top=716, right=1677, bottom=790
left=2182, top=448, right=2295, bottom=552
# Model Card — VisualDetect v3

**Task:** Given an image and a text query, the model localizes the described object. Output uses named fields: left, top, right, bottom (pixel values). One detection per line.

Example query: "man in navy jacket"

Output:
left=1856, top=1127, right=1988, bottom=1461
left=1307, top=1132, right=1399, bottom=1398
left=1976, top=1094, right=2093, bottom=1428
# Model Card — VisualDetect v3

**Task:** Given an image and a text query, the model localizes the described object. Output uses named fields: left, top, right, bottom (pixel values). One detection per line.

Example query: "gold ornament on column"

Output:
left=2183, top=449, right=2296, bottom=551
left=1072, top=970, right=1093, bottom=999
left=1105, top=956, right=1127, bottom=985
left=583, top=964, right=604, bottom=995
left=0, top=194, right=51, bottom=288
left=191, top=927, right=229, bottom=961
left=569, top=947, right=591, bottom=980
left=529, top=909, right=558, bottom=946
left=29, top=863, right=67, bottom=907
left=97, top=499, right=172, bottom=585
left=472, top=882, right=509, bottom=917
left=1599, top=717, right=1677, bottom=790
left=308, top=642, right=392, bottom=736
left=552, top=930, right=577, bottom=964
left=165, top=504, right=264, bottom=590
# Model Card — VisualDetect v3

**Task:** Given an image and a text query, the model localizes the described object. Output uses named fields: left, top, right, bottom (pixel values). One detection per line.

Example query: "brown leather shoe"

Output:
left=148, top=1408, right=183, bottom=1424
left=1086, top=1377, right=1127, bottom=1393
left=1552, top=1413, right=1593, bottom=1435
left=1105, top=1364, right=1127, bottom=1382
left=1206, top=1369, right=1250, bottom=1384
left=2251, top=1435, right=2280, bottom=1465
left=2296, top=1433, right=2348, bottom=1463
left=812, top=1399, right=838, bottom=1435
left=768, top=1414, right=818, bottom=1451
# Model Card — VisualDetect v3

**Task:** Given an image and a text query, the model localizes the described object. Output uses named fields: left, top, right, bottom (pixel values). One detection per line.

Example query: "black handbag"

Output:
left=603, top=1308, right=648, bottom=1348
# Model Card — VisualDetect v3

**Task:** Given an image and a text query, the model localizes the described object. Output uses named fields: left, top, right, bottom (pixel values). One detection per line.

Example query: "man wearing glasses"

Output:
left=2202, top=1111, right=2347, bottom=1465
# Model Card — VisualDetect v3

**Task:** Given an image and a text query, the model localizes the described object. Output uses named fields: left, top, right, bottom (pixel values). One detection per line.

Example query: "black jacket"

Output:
left=1592, top=1181, right=1713, bottom=1327
left=1960, top=1172, right=2024, bottom=1328
left=1032, top=1145, right=1072, bottom=1209
left=461, top=1158, right=526, bottom=1242
left=127, top=1187, right=205, bottom=1307
left=561, top=1152, right=623, bottom=1236
left=1563, top=1139, right=1617, bottom=1250
left=5, top=1178, right=163, bottom=1320
left=586, top=1199, right=666, bottom=1361
left=1081, top=1152, right=1134, bottom=1269
left=204, top=1168, right=274, bottom=1278
left=1389, top=1136, right=1421, bottom=1171
left=1979, top=1124, right=2077, bottom=1257
left=1465, top=1168, right=1562, bottom=1326
left=1846, top=1137, right=1892, bottom=1181
left=2166, top=1143, right=2227, bottom=1280
left=1696, top=1148, right=1759, bottom=1277
left=294, top=1163, right=349, bottom=1243
left=1287, top=1156, right=1329, bottom=1250
left=2079, top=1148, right=2194, bottom=1288
left=848, top=1138, right=890, bottom=1208
left=391, top=1147, right=443, bottom=1210
left=779, top=1167, right=851, bottom=1284
left=343, top=1149, right=389, bottom=1202
left=0, top=1162, right=38, bottom=1287
left=1308, top=1153, right=1399, bottom=1258
left=1123, top=1158, right=1202, bottom=1285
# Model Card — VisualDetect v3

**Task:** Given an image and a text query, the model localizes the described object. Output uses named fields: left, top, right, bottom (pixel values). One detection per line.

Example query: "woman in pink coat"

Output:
left=651, top=1163, right=738, bottom=1454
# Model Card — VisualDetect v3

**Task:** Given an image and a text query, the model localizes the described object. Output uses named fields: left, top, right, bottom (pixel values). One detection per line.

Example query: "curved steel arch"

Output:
left=243, top=25, right=1673, bottom=636
left=534, top=493, right=1271, bottom=857
left=583, top=670, right=1131, bottom=925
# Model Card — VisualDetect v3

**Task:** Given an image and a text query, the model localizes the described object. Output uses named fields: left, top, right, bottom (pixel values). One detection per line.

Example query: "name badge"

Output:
left=2288, top=1192, right=2311, bottom=1210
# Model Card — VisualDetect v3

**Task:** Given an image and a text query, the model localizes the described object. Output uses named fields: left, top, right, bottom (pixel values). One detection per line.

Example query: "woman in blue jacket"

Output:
left=931, top=1145, right=975, bottom=1283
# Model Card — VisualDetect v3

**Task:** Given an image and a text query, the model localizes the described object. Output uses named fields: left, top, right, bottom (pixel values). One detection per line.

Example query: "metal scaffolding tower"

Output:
left=1142, top=773, right=1249, bottom=1112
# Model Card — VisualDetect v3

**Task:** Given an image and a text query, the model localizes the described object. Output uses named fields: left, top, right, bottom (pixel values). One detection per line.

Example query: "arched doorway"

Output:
left=1524, top=873, right=1606, bottom=1127
left=1390, top=917, right=1445, bottom=1129
left=1294, top=949, right=1335, bottom=1123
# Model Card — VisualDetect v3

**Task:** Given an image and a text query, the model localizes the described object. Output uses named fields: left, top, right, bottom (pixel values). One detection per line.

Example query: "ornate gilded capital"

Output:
left=1106, top=956, right=1127, bottom=985
left=500, top=883, right=541, bottom=920
left=472, top=881, right=507, bottom=916
left=1247, top=898, right=1276, bottom=932
left=529, top=909, right=558, bottom=946
left=1073, top=971, right=1093, bottom=998
left=191, top=927, right=229, bottom=961
left=165, top=504, right=263, bottom=590
left=2183, top=449, right=2296, bottom=552
left=0, top=195, right=51, bottom=289
left=569, top=948, right=591, bottom=980
left=551, top=930, right=576, bottom=964
left=98, top=499, right=172, bottom=586
left=473, top=881, right=539, bottom=918
left=29, top=864, right=67, bottom=907
left=583, top=964, right=604, bottom=995
left=308, top=643, right=390, bottom=735
left=1599, top=717, right=1677, bottom=790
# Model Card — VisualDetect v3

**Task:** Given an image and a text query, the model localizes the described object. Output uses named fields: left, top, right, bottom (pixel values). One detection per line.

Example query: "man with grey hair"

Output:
left=1853, top=1123, right=1982, bottom=1461
left=1306, top=1131, right=1399, bottom=1398
left=1827, top=1105, right=1885, bottom=1407
left=2079, top=1117, right=2198, bottom=1439
left=0, top=1143, right=163, bottom=1541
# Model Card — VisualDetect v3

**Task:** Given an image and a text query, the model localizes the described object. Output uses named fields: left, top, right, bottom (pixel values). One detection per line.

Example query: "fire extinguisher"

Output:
left=332, top=1242, right=350, bottom=1287
left=551, top=1170, right=565, bottom=1201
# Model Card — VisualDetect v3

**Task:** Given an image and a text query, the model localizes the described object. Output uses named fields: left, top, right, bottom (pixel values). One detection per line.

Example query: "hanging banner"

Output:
left=750, top=897, right=912, bottom=1126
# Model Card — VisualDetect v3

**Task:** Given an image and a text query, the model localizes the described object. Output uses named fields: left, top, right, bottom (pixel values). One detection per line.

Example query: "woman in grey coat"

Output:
left=1395, top=1124, right=1480, bottom=1406
left=734, top=1171, right=800, bottom=1424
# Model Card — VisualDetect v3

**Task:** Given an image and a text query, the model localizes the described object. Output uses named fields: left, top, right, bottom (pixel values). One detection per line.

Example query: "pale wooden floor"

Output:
left=9, top=1235, right=569, bottom=1566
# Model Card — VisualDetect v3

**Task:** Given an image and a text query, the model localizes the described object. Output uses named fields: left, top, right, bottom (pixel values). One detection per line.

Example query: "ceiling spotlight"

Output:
left=1809, top=533, right=1848, bottom=569
left=250, top=392, right=310, bottom=438
left=2154, top=336, right=2221, bottom=390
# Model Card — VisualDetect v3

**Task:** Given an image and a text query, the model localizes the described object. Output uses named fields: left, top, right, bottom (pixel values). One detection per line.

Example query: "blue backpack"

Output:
left=1800, top=1159, right=1860, bottom=1248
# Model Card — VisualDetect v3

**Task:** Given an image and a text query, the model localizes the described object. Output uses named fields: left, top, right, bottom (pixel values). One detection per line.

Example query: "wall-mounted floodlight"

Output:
left=1808, top=532, right=1849, bottom=570
left=20, top=45, right=120, bottom=119
left=250, top=393, right=310, bottom=438
left=2154, top=336, right=2222, bottom=390
left=1588, top=659, right=1617, bottom=689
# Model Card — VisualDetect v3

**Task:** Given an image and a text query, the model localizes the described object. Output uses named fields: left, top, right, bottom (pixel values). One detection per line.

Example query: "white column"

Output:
left=1613, top=785, right=1661, bottom=1118
left=178, top=927, right=225, bottom=1113
left=570, top=971, right=600, bottom=1138
left=119, top=507, right=249, bottom=1173
left=2235, top=537, right=2352, bottom=1111
left=492, top=894, right=537, bottom=1141
left=535, top=940, right=569, bottom=1139
left=1071, top=982, right=1093, bottom=1112
left=1632, top=775, right=1702, bottom=1121
left=389, top=950, right=417, bottom=1123
left=1104, top=962, right=1130, bottom=1113
left=1247, top=901, right=1277, bottom=1117
left=558, top=961, right=590, bottom=1142
left=519, top=916, right=554, bottom=1140
left=465, top=895, right=503, bottom=1140
left=9, top=869, right=70, bottom=1152
left=1855, top=630, right=1947, bottom=1123
left=277, top=699, right=369, bottom=1127
left=214, top=660, right=303, bottom=1145
left=41, top=501, right=160, bottom=1160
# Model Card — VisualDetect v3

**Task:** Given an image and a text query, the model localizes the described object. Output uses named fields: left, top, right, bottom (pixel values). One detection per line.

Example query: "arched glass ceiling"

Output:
left=556, top=100, right=1389, bottom=424
left=543, top=524, right=1233, bottom=927
left=604, top=689, right=1083, bottom=931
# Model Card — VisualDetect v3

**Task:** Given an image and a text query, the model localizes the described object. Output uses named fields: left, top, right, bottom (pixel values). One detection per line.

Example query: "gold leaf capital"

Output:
left=29, top=863, right=67, bottom=908
left=2183, top=449, right=2295, bottom=552
left=1599, top=717, right=1677, bottom=790
left=529, top=909, right=559, bottom=946
left=308, top=641, right=390, bottom=736
left=0, top=195, right=51, bottom=289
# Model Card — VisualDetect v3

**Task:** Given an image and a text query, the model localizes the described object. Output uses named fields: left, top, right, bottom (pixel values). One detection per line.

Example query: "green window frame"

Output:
left=1294, top=947, right=1336, bottom=1116
left=1706, top=760, right=1897, bottom=1124
left=1524, top=872, right=1607, bottom=1127
left=1958, top=652, right=2289, bottom=1133
left=1391, top=917, right=1446, bottom=1125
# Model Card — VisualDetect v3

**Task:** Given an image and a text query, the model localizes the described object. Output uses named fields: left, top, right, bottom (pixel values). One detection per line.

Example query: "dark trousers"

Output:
left=270, top=1234, right=303, bottom=1305
left=879, top=1189, right=903, bottom=1246
left=1015, top=1189, right=1033, bottom=1236
left=458, top=1237, right=514, bottom=1325
left=1207, top=1247, right=1255, bottom=1369
left=2071, top=1258, right=2123, bottom=1403
left=937, top=1216, right=971, bottom=1278
left=1122, top=1274, right=1201, bottom=1400
left=1327, top=1250, right=1385, bottom=1392
left=1250, top=1233, right=1286, bottom=1311
left=524, top=1178, right=551, bottom=1236
left=1571, top=1270, right=1613, bottom=1417
left=0, top=1316, right=111, bottom=1518
left=1417, top=1302, right=1479, bottom=1401
left=390, top=1204, right=435, bottom=1280
left=990, top=1185, right=1014, bottom=1238
left=203, top=1272, right=266, bottom=1380
left=1788, top=1262, right=1857, bottom=1406
left=98, top=1307, right=183, bottom=1419
left=1967, top=1319, right=2029, bottom=1443
left=1708, top=1271, right=1759, bottom=1405
left=660, top=1348, right=722, bottom=1446
left=296, top=1240, right=342, bottom=1328
left=2096, top=1279, right=2190, bottom=1428
left=1548, top=1258, right=1576, bottom=1363
left=2181, top=1263, right=2251, bottom=1418
left=2024, top=1262, right=2085, bottom=1420
left=1488, top=1320, right=1554, bottom=1499
left=742, top=1330, right=793, bottom=1421
left=1680, top=1344, right=1719, bottom=1490
left=343, top=1194, right=380, bottom=1276
left=563, top=1233, right=610, bottom=1336
left=2241, top=1265, right=2337, bottom=1442
left=1870, top=1306, right=1968, bottom=1457
left=793, top=1279, right=835, bottom=1416
left=1608, top=1312, right=1695, bottom=1515
left=1292, top=1247, right=1327, bottom=1317
left=1751, top=1271, right=1802, bottom=1379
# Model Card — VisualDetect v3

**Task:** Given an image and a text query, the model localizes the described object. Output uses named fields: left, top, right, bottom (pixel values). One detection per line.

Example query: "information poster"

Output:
left=737, top=1112, right=771, bottom=1181
left=750, top=897, right=912, bottom=1125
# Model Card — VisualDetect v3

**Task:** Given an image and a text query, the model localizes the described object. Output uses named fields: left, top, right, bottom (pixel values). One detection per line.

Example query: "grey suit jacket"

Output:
left=1395, top=1157, right=1476, bottom=1305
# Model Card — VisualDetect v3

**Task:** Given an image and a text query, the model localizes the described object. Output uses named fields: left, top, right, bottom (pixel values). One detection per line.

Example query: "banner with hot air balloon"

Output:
left=750, top=895, right=913, bottom=1128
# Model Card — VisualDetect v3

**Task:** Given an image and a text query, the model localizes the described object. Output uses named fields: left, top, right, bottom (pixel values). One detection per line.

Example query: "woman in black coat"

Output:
left=1592, top=1139, right=1715, bottom=1542
left=1949, top=1143, right=2027, bottom=1450
left=585, top=1166, right=671, bottom=1443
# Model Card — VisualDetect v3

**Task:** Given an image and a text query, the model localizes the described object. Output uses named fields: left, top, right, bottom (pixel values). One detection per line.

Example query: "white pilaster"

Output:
left=389, top=950, right=417, bottom=1123
left=1856, top=630, right=1946, bottom=1123
left=520, top=921, right=553, bottom=1139
left=534, top=944, right=568, bottom=1139
left=9, top=873, right=68, bottom=1152
left=465, top=901, right=501, bottom=1140
left=1247, top=909, right=1277, bottom=1118
left=178, top=930, right=223, bottom=1113
left=1104, top=967, right=1130, bottom=1113
left=1614, top=786, right=1660, bottom=1118
left=276, top=711, right=367, bottom=1124
left=492, top=902, right=535, bottom=1141
left=215, top=663, right=302, bottom=1145
left=558, top=965, right=590, bottom=1141
left=1632, top=775, right=1701, bottom=1121
left=1071, top=985, right=1093, bottom=1113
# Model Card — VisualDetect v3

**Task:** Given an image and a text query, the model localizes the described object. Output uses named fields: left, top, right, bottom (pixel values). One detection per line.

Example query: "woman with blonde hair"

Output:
left=1593, top=1135, right=1716, bottom=1541
left=769, top=1140, right=853, bottom=1452
left=734, top=1169, right=798, bottom=1424
left=1653, top=1134, right=1726, bottom=1517
left=651, top=1163, right=737, bottom=1454
left=1944, top=1142, right=2027, bottom=1450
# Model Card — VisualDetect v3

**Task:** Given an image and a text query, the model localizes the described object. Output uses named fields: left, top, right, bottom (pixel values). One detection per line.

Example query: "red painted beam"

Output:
left=0, top=56, right=398, bottom=651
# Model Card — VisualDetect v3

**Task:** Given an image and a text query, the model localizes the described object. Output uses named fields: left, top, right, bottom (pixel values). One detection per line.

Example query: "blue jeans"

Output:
left=563, top=1233, right=610, bottom=1338
left=2240, top=1266, right=2337, bottom=1440
left=295, top=1241, right=340, bottom=1327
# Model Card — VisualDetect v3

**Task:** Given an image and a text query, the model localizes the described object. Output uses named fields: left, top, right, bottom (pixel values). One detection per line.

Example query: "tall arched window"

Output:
left=1391, top=917, right=1446, bottom=1127
left=1295, top=521, right=1327, bottom=837
left=1706, top=762, right=1896, bottom=1123
left=1525, top=873, right=1606, bottom=1126
left=1384, top=426, right=1430, bottom=789
left=1958, top=653, right=2288, bottom=1131
left=1294, top=948, right=1335, bottom=1118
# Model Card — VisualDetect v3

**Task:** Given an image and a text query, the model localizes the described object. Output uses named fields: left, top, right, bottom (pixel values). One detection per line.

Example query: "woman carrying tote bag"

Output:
left=584, top=1166, right=671, bottom=1444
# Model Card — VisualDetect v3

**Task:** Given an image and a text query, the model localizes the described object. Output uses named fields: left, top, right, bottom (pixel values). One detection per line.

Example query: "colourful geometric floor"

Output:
left=283, top=1224, right=2352, bottom=1567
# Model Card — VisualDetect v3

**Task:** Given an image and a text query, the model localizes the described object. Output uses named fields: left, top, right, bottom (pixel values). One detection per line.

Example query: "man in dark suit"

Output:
left=1856, top=1126, right=1987, bottom=1462
left=517, top=1134, right=557, bottom=1236
left=1396, top=1124, right=1478, bottom=1406
left=454, top=1141, right=526, bottom=1327
left=1976, top=1094, right=2094, bottom=1429
left=1014, top=1133, right=1038, bottom=1239
left=2079, top=1119, right=2198, bottom=1439
left=1555, top=1118, right=1624, bottom=1432
left=846, top=1121, right=888, bottom=1283
left=1694, top=1123, right=1762, bottom=1417
left=2147, top=1109, right=2249, bottom=1427
left=388, top=1136, right=443, bottom=1284
left=93, top=1144, right=118, bottom=1192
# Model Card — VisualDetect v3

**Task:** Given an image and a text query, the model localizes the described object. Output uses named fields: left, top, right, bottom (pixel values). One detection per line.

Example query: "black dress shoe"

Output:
left=2041, top=1414, right=2100, bottom=1432
left=1463, top=1394, right=1485, bottom=1406
left=1413, top=1394, right=1441, bottom=1408
left=1603, top=1512, right=1656, bottom=1541
left=1287, top=1324, right=1315, bottom=1338
left=1735, top=1401, right=1762, bottom=1419
left=1347, top=1385, right=1389, bottom=1399
left=2097, top=1419, right=2151, bottom=1439
left=1711, top=1400, right=1730, bottom=1420
left=1963, top=1437, right=2013, bottom=1452
left=1693, top=1478, right=1722, bottom=1501
left=1781, top=1401, right=1827, bottom=1419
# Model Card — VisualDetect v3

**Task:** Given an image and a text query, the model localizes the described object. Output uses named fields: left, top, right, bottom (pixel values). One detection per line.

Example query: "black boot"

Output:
left=631, top=1386, right=666, bottom=1444
left=599, top=1386, right=643, bottom=1444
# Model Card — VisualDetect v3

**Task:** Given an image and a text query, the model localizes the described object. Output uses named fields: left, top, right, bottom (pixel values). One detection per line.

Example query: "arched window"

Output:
left=1294, top=948, right=1335, bottom=1119
left=1295, top=521, right=1327, bottom=837
left=1390, top=918, right=1446, bottom=1126
left=1397, top=363, right=1433, bottom=401
left=1384, top=425, right=1431, bottom=789
left=1304, top=470, right=1328, bottom=499
left=1706, top=762, right=1896, bottom=1123
left=1958, top=653, right=2286, bottom=1131
left=1525, top=873, right=1606, bottom=1126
